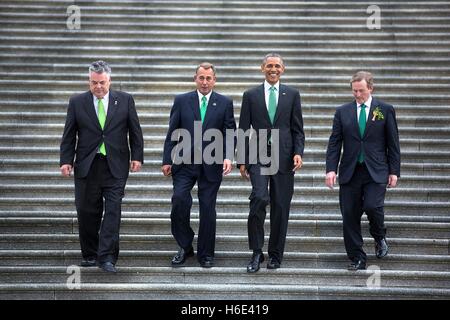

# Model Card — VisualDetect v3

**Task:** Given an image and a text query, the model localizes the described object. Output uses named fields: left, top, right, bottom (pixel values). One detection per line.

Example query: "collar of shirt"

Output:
left=357, top=95, right=372, bottom=122
left=197, top=90, right=213, bottom=107
left=93, top=92, right=110, bottom=116
left=264, top=80, right=280, bottom=110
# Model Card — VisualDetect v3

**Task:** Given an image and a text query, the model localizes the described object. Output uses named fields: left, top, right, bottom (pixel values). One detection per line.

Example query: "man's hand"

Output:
left=161, top=164, right=172, bottom=177
left=130, top=161, right=142, bottom=172
left=388, top=174, right=398, bottom=188
left=223, top=159, right=232, bottom=176
left=60, top=164, right=72, bottom=177
left=239, top=164, right=249, bottom=180
left=293, top=155, right=303, bottom=171
left=325, top=171, right=337, bottom=189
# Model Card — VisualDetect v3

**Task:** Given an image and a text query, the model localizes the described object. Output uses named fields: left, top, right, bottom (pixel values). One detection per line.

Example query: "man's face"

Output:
left=194, top=67, right=216, bottom=95
left=261, top=57, right=285, bottom=85
left=352, top=79, right=373, bottom=104
left=89, top=72, right=111, bottom=99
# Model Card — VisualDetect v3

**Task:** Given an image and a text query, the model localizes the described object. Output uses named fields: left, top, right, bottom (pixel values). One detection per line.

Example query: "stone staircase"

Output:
left=0, top=0, right=449, bottom=299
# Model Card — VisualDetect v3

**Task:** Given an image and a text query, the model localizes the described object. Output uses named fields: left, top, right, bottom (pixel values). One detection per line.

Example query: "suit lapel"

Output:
left=257, top=84, right=272, bottom=125
left=350, top=101, right=361, bottom=139
left=84, top=92, right=102, bottom=130
left=202, top=91, right=217, bottom=128
left=363, top=97, right=377, bottom=138
left=190, top=91, right=201, bottom=122
left=104, top=91, right=118, bottom=130
left=273, top=84, right=287, bottom=125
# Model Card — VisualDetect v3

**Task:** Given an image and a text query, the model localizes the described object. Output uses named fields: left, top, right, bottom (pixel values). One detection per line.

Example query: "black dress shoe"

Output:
left=375, top=238, right=389, bottom=258
left=347, top=259, right=366, bottom=271
left=80, top=258, right=97, bottom=267
left=171, top=247, right=194, bottom=266
left=267, top=257, right=281, bottom=269
left=99, top=261, right=117, bottom=273
left=247, top=252, right=264, bottom=273
left=199, top=256, right=214, bottom=268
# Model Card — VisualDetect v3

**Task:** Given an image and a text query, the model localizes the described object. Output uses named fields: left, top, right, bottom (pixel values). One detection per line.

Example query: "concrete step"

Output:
left=3, top=111, right=450, bottom=128
left=2, top=159, right=450, bottom=176
left=4, top=37, right=450, bottom=51
left=1, top=249, right=448, bottom=272
left=0, top=266, right=449, bottom=289
left=1, top=53, right=449, bottom=69
left=1, top=197, right=448, bottom=216
left=2, top=122, right=450, bottom=140
left=2, top=133, right=450, bottom=153
left=1, top=209, right=449, bottom=222
left=2, top=62, right=450, bottom=77
left=2, top=80, right=450, bottom=95
left=0, top=233, right=447, bottom=255
left=1, top=184, right=449, bottom=203
left=1, top=282, right=449, bottom=300
left=2, top=90, right=450, bottom=107
left=0, top=216, right=448, bottom=239
left=2, top=170, right=450, bottom=188
left=2, top=147, right=449, bottom=163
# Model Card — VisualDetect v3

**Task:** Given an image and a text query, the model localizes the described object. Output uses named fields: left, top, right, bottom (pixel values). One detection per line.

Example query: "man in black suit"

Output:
left=60, top=61, right=144, bottom=273
left=238, top=53, right=305, bottom=273
left=325, top=71, right=401, bottom=270
left=162, top=62, right=236, bottom=268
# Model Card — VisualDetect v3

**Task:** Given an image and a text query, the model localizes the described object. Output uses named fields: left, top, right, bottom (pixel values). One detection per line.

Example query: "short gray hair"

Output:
left=262, top=53, right=284, bottom=66
left=351, top=71, right=374, bottom=89
left=196, top=62, right=216, bottom=76
left=89, top=60, right=111, bottom=77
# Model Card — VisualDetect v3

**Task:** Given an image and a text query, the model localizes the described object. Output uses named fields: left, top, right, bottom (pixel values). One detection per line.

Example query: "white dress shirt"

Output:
left=197, top=90, right=212, bottom=108
left=264, top=80, right=280, bottom=110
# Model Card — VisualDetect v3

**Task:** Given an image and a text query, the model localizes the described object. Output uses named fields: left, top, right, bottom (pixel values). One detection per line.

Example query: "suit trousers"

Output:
left=170, top=165, right=221, bottom=261
left=74, top=154, right=127, bottom=264
left=247, top=164, right=294, bottom=263
left=339, top=163, right=387, bottom=263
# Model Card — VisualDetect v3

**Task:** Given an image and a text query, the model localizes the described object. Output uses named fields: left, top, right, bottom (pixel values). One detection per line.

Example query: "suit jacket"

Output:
left=326, top=97, right=401, bottom=184
left=162, top=90, right=236, bottom=182
left=60, top=90, right=144, bottom=179
left=238, top=83, right=305, bottom=174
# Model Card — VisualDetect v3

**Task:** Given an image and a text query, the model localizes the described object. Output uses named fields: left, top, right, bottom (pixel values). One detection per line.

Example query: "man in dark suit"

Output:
left=325, top=71, right=401, bottom=270
left=162, top=62, right=236, bottom=268
left=60, top=61, right=144, bottom=273
left=238, top=53, right=305, bottom=273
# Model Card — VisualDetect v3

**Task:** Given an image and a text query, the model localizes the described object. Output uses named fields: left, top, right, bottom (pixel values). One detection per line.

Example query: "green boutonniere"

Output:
left=372, top=107, right=384, bottom=121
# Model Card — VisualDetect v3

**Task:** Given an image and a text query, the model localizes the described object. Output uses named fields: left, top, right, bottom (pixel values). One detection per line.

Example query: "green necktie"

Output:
left=358, top=103, right=367, bottom=163
left=268, top=86, right=277, bottom=124
left=200, top=95, right=207, bottom=123
left=97, top=99, right=106, bottom=156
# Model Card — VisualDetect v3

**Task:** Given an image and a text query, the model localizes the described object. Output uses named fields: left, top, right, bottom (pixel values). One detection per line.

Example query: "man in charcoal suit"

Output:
left=238, top=53, right=305, bottom=273
left=60, top=60, right=144, bottom=273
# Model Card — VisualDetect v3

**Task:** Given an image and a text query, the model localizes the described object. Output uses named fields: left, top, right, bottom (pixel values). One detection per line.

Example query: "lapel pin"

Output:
left=114, top=100, right=118, bottom=105
left=213, top=102, right=217, bottom=106
left=282, top=92, right=286, bottom=95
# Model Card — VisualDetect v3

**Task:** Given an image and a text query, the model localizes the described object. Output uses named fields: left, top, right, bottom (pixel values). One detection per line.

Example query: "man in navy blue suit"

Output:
left=162, top=62, right=236, bottom=268
left=325, top=71, right=401, bottom=270
left=60, top=61, right=144, bottom=273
